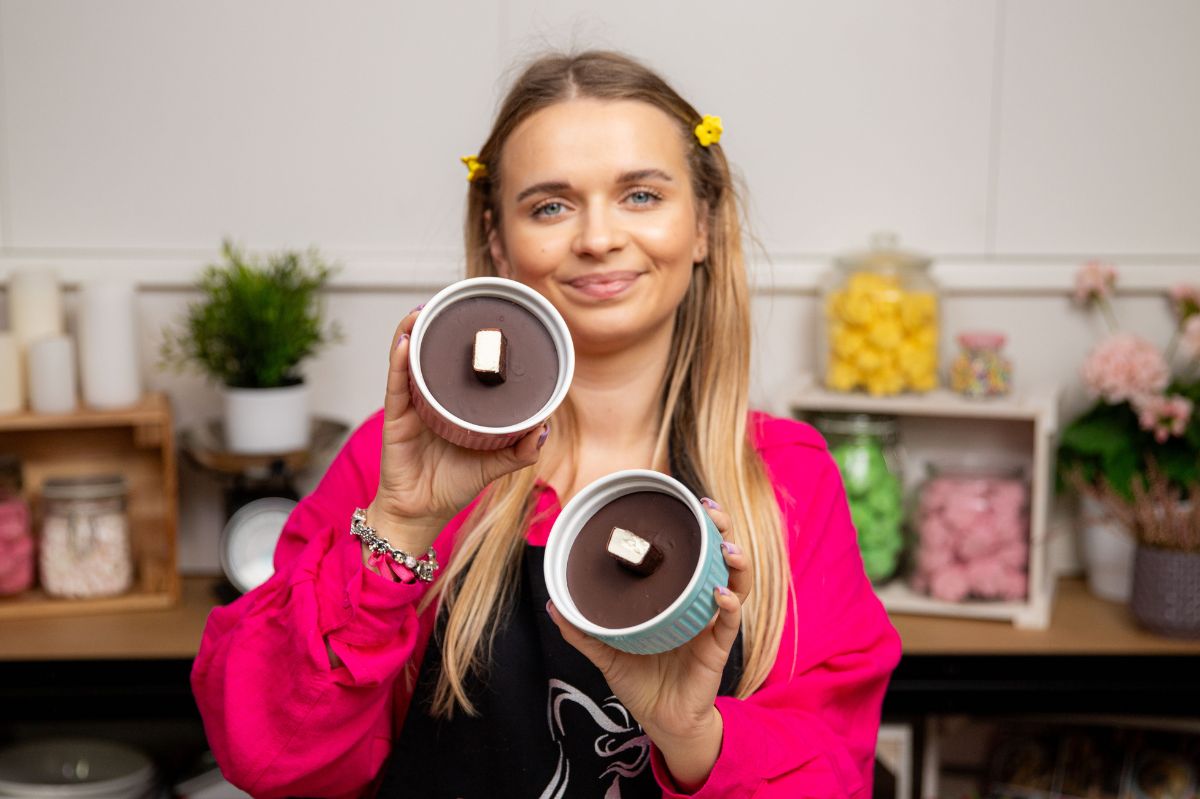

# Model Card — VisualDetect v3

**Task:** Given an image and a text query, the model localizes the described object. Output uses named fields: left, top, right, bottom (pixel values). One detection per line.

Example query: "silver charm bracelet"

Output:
left=350, top=507, right=439, bottom=583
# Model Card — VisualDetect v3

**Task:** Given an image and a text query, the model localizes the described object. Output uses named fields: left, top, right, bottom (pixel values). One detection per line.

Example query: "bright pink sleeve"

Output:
left=652, top=415, right=902, bottom=798
left=191, top=410, right=460, bottom=799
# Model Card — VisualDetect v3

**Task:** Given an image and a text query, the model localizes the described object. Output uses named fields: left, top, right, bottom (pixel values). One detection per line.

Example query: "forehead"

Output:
left=501, top=98, right=690, bottom=187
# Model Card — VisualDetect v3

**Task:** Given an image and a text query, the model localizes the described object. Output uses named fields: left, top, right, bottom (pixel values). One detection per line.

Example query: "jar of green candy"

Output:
left=813, top=412, right=905, bottom=583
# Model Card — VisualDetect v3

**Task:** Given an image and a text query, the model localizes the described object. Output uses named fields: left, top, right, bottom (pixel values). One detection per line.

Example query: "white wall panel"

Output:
left=0, top=0, right=499, bottom=257
left=993, top=0, right=1200, bottom=255
left=502, top=0, right=998, bottom=256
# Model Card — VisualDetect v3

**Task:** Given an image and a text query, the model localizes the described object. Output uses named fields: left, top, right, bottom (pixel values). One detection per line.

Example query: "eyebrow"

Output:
left=513, top=169, right=674, bottom=204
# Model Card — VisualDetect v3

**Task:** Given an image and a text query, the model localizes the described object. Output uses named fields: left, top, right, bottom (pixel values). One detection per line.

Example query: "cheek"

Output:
left=502, top=224, right=566, bottom=282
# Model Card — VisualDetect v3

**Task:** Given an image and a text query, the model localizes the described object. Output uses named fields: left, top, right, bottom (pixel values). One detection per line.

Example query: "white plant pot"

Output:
left=1079, top=493, right=1135, bottom=602
left=222, top=383, right=311, bottom=454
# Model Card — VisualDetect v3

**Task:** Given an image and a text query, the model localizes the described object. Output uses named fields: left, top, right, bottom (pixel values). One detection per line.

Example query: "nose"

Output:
left=571, top=205, right=626, bottom=259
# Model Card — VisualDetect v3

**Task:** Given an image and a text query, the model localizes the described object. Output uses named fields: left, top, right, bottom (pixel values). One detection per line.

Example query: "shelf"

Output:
left=0, top=575, right=1196, bottom=662
left=0, top=392, right=179, bottom=620
left=786, top=374, right=1062, bottom=629
left=785, top=374, right=1060, bottom=430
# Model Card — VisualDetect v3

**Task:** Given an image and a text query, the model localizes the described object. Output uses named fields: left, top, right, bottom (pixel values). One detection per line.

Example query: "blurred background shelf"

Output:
left=0, top=393, right=179, bottom=620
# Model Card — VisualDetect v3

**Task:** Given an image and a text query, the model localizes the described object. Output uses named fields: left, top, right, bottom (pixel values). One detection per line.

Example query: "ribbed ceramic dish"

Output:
left=408, top=277, right=574, bottom=450
left=544, top=469, right=728, bottom=655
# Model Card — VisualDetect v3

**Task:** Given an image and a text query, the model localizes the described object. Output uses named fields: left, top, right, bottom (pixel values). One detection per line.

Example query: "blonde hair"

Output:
left=420, top=50, right=790, bottom=718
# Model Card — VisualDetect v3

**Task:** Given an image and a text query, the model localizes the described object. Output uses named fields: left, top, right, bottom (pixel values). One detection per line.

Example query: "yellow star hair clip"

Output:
left=694, top=115, right=723, bottom=147
left=461, top=155, right=488, bottom=183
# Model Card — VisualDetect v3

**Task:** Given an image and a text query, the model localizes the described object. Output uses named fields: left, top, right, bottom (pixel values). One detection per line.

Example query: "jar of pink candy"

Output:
left=0, top=455, right=34, bottom=596
left=909, top=461, right=1030, bottom=602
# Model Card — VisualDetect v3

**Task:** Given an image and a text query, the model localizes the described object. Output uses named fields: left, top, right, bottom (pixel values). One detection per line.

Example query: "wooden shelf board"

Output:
left=0, top=392, right=169, bottom=432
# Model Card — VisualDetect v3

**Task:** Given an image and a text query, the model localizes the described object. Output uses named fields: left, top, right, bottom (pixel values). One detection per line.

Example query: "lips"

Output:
left=565, top=271, right=642, bottom=300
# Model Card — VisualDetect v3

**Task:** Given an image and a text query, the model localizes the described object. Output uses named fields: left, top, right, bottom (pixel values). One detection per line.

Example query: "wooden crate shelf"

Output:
left=0, top=393, right=179, bottom=620
left=784, top=375, right=1061, bottom=629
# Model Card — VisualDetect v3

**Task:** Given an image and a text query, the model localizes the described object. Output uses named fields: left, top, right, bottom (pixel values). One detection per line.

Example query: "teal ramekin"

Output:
left=543, top=469, right=728, bottom=655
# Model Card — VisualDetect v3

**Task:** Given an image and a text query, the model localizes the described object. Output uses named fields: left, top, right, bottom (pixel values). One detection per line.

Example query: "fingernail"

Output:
left=536, top=422, right=551, bottom=449
left=409, top=303, right=425, bottom=314
left=721, top=541, right=740, bottom=556
left=545, top=599, right=554, bottom=614
left=700, top=497, right=721, bottom=510
left=396, top=332, right=409, bottom=349
left=716, top=585, right=732, bottom=596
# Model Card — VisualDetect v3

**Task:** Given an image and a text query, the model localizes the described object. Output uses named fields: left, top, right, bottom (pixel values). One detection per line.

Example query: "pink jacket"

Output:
left=192, top=411, right=901, bottom=798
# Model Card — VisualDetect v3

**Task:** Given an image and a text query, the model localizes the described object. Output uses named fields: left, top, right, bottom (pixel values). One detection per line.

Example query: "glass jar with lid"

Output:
left=820, top=232, right=940, bottom=396
left=38, top=474, right=133, bottom=598
left=909, top=458, right=1029, bottom=602
left=0, top=455, right=33, bottom=596
left=949, top=331, right=1013, bottom=398
left=811, top=412, right=905, bottom=583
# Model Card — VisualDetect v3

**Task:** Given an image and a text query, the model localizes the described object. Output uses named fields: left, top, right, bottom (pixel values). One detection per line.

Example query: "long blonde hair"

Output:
left=420, top=51, right=790, bottom=718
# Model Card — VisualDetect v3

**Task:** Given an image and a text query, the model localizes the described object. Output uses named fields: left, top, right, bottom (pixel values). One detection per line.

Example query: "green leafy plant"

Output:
left=161, top=239, right=342, bottom=388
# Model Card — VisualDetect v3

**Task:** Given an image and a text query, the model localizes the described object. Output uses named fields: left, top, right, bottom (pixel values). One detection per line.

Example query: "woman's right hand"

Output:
left=364, top=306, right=549, bottom=559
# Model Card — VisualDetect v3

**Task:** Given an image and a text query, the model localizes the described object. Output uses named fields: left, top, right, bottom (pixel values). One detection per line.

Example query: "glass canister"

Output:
left=813, top=412, right=905, bottom=583
left=821, top=232, right=940, bottom=396
left=909, top=460, right=1029, bottom=602
left=39, top=474, right=134, bottom=598
left=949, top=331, right=1012, bottom=398
left=0, top=455, right=34, bottom=596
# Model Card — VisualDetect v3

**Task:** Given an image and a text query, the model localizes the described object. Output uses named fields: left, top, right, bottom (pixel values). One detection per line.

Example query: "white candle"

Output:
left=0, top=333, right=21, bottom=414
left=28, top=335, right=77, bottom=414
left=8, top=269, right=64, bottom=349
left=78, top=280, right=142, bottom=409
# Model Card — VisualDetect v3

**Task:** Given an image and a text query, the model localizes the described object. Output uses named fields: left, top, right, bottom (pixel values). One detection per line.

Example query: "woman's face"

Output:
left=488, top=98, right=708, bottom=356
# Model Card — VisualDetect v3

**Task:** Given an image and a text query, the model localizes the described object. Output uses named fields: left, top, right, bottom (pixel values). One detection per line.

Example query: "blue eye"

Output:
left=627, top=189, right=661, bottom=206
left=534, top=201, right=565, bottom=218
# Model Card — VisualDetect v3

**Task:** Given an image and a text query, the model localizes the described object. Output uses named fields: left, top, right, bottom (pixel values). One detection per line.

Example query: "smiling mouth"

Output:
left=565, top=271, right=642, bottom=299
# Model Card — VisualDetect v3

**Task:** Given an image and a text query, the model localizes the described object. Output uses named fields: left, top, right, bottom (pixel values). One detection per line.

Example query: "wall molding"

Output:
left=0, top=247, right=1197, bottom=295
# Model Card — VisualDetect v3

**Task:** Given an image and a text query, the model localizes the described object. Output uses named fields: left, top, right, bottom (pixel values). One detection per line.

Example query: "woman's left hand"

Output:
left=546, top=500, right=751, bottom=787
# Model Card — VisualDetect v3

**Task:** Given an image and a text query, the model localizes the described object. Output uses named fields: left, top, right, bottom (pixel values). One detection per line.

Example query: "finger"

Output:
left=546, top=600, right=616, bottom=672
left=387, top=304, right=424, bottom=352
left=477, top=422, right=549, bottom=485
left=383, top=332, right=413, bottom=423
left=711, top=585, right=743, bottom=655
left=719, top=540, right=753, bottom=604
left=700, top=498, right=732, bottom=535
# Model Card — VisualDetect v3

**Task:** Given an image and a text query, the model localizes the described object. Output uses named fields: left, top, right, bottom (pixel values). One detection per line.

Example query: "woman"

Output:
left=192, top=50, right=901, bottom=798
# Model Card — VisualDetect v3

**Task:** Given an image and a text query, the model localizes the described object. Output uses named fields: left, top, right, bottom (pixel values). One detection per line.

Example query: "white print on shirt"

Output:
left=538, top=678, right=650, bottom=799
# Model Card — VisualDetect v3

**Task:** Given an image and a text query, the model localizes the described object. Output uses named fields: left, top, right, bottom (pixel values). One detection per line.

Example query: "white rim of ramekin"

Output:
left=409, top=277, right=575, bottom=435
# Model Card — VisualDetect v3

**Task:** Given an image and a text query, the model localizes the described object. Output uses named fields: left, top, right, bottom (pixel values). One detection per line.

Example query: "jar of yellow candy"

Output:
left=820, top=232, right=940, bottom=396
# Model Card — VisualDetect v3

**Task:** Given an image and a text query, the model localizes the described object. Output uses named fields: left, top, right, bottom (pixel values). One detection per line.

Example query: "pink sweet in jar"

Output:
left=911, top=467, right=1030, bottom=602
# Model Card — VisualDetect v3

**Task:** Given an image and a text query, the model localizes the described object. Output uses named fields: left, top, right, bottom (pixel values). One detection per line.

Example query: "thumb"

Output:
left=478, top=422, right=549, bottom=484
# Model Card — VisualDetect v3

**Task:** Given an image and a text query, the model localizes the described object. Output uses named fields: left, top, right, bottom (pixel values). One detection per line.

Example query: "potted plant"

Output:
left=1090, top=463, right=1200, bottom=637
left=162, top=239, right=341, bottom=454
left=1058, top=262, right=1200, bottom=601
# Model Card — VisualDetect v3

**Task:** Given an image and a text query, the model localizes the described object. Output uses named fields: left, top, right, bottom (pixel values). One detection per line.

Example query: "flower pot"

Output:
left=222, top=383, right=310, bottom=454
left=1079, top=493, right=1135, bottom=602
left=1131, top=545, right=1200, bottom=638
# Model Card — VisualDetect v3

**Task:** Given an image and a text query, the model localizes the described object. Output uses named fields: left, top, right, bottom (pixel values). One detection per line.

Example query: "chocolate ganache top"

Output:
left=419, top=296, right=559, bottom=428
left=566, top=490, right=702, bottom=629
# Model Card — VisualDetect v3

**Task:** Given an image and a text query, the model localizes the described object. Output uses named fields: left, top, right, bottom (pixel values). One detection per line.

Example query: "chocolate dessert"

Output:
left=566, top=490, right=702, bottom=629
left=418, top=296, right=559, bottom=428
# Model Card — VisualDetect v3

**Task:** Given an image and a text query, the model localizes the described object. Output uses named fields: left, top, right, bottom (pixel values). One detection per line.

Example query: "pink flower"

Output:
left=1169, top=284, right=1200, bottom=322
left=1081, top=333, right=1169, bottom=403
left=1134, top=393, right=1194, bottom=443
left=1073, top=260, right=1117, bottom=306
left=1181, top=315, right=1200, bottom=361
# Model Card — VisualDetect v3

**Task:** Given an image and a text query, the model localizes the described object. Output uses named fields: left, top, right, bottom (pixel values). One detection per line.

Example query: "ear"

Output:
left=693, top=202, right=710, bottom=265
left=485, top=209, right=511, bottom=278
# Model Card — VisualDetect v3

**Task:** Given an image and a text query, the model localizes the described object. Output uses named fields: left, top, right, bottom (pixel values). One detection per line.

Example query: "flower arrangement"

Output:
left=1058, top=262, right=1200, bottom=502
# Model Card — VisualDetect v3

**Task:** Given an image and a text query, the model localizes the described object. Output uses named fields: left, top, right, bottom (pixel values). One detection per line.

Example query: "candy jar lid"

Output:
left=956, top=331, right=1007, bottom=351
left=812, top=411, right=899, bottom=440
left=42, top=474, right=127, bottom=502
left=834, top=231, right=932, bottom=273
